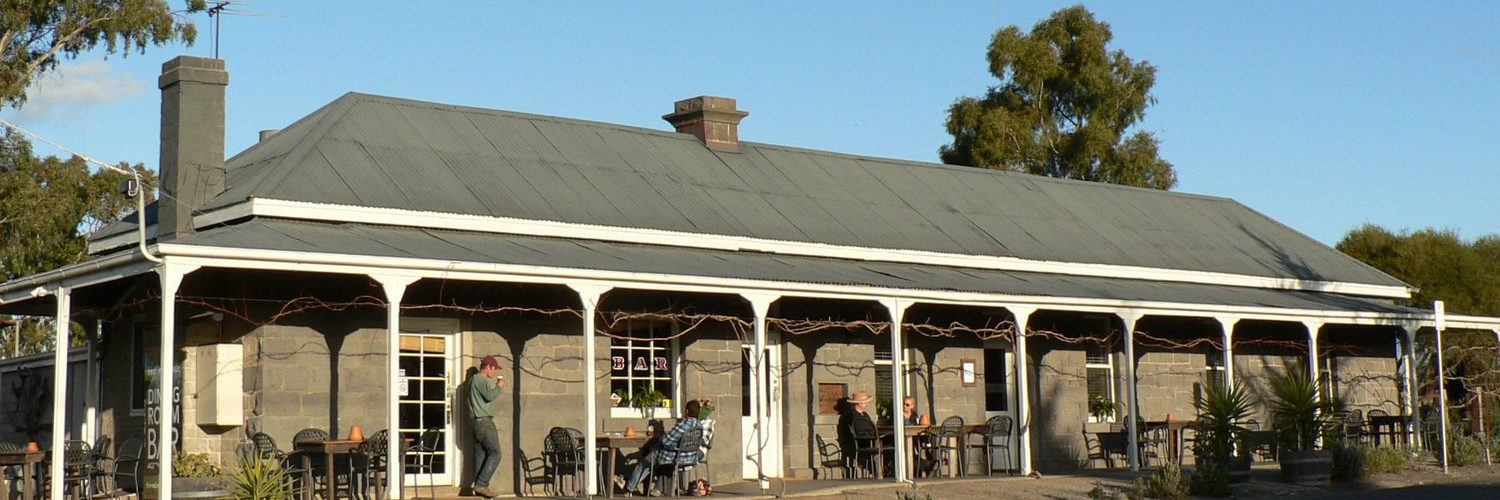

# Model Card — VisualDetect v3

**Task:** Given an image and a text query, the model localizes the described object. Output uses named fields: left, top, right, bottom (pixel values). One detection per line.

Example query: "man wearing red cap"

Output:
left=468, top=355, right=506, bottom=498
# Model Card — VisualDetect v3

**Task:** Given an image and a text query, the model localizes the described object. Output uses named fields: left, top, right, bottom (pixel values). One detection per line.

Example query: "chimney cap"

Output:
left=663, top=95, right=748, bottom=149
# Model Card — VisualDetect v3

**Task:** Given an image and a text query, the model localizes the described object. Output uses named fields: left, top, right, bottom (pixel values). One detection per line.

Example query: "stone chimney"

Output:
left=662, top=96, right=748, bottom=149
left=158, top=56, right=228, bottom=240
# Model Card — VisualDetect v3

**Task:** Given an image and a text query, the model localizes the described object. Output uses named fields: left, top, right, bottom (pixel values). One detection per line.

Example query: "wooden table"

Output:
left=0, top=451, right=44, bottom=500
left=595, top=435, right=651, bottom=498
left=879, top=424, right=990, bottom=478
left=1142, top=421, right=1198, bottom=465
left=294, top=439, right=363, bottom=500
left=1367, top=415, right=1411, bottom=447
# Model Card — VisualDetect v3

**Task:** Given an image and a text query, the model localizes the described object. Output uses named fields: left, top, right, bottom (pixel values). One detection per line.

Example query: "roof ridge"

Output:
left=246, top=93, right=365, bottom=197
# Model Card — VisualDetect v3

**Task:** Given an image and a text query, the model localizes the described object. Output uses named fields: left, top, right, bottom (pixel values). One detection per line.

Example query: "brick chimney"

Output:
left=158, top=56, right=228, bottom=240
left=662, top=96, right=748, bottom=149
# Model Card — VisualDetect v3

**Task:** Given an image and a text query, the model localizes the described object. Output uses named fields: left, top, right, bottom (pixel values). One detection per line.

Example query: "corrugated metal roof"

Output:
left=95, top=92, right=1406, bottom=288
left=176, top=218, right=1416, bottom=315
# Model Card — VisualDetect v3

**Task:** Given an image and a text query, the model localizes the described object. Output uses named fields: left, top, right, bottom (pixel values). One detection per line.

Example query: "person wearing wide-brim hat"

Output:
left=837, top=390, right=877, bottom=472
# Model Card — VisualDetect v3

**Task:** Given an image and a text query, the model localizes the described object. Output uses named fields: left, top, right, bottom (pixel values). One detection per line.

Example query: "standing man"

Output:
left=469, top=355, right=506, bottom=498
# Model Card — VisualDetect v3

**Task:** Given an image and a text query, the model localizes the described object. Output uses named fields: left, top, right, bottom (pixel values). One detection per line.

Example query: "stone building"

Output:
left=3, top=55, right=1499, bottom=498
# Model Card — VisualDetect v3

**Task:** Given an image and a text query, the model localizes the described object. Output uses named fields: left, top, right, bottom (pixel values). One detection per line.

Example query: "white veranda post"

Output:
left=1435, top=301, right=1449, bottom=473
left=1120, top=313, right=1141, bottom=471
left=1216, top=317, right=1239, bottom=389
left=154, top=264, right=194, bottom=500
left=48, top=287, right=70, bottom=500
left=882, top=299, right=910, bottom=482
left=375, top=275, right=416, bottom=499
left=1010, top=306, right=1036, bottom=475
left=570, top=285, right=609, bottom=496
left=743, top=294, right=775, bottom=489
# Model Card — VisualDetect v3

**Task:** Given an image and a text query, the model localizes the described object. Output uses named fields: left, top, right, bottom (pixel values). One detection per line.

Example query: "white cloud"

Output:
left=14, top=60, right=146, bottom=121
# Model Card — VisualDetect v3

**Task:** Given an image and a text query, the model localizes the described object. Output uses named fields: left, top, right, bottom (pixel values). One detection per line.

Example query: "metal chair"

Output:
left=518, top=449, right=554, bottom=497
left=542, top=427, right=584, bottom=496
left=932, top=416, right=965, bottom=476
left=87, top=435, right=114, bottom=497
left=356, top=429, right=389, bottom=500
left=109, top=438, right=142, bottom=498
left=966, top=415, right=1013, bottom=475
left=847, top=417, right=885, bottom=479
left=0, top=442, right=21, bottom=497
left=660, top=426, right=704, bottom=496
left=62, top=440, right=94, bottom=499
left=250, top=432, right=306, bottom=498
left=814, top=434, right=845, bottom=479
left=404, top=428, right=443, bottom=500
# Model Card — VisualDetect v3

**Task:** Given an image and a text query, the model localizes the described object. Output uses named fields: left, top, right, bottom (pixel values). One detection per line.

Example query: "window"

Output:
left=1085, top=346, right=1115, bottom=422
left=1205, top=350, right=1225, bottom=388
left=983, top=348, right=1008, bottom=412
left=609, top=320, right=677, bottom=418
left=872, top=344, right=912, bottom=419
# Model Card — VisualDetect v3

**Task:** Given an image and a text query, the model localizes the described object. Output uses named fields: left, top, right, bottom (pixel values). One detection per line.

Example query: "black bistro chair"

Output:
left=847, top=417, right=885, bottom=479
left=814, top=434, right=845, bottom=479
left=542, top=427, right=585, bottom=496
left=404, top=428, right=443, bottom=500
left=932, top=416, right=965, bottom=477
left=660, top=426, right=705, bottom=496
left=967, top=415, right=1013, bottom=475
left=518, top=449, right=555, bottom=497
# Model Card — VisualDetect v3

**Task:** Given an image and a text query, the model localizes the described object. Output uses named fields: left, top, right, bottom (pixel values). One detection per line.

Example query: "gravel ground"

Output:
left=778, top=462, right=1500, bottom=500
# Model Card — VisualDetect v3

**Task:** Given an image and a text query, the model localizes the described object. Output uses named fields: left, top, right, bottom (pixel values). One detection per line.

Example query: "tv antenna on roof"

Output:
left=205, top=1, right=282, bottom=59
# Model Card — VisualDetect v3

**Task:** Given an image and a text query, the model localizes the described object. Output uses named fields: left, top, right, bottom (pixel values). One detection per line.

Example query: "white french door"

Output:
left=398, top=318, right=460, bottom=487
left=741, top=342, right=783, bottom=479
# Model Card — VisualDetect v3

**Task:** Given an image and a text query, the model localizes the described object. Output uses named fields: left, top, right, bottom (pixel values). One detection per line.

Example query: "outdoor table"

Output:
left=1143, top=420, right=1198, bottom=465
left=1367, top=415, right=1411, bottom=447
left=595, top=434, right=651, bottom=498
left=0, top=450, right=43, bottom=500
left=294, top=439, right=362, bottom=500
left=878, top=423, right=988, bottom=478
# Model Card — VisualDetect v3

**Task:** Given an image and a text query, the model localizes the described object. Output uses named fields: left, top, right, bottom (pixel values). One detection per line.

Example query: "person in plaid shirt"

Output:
left=625, top=400, right=703, bottom=496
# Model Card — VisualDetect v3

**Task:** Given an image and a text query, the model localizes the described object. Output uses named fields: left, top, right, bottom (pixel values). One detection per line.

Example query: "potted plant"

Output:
left=1089, top=395, right=1118, bottom=422
left=610, top=388, right=627, bottom=407
left=1191, top=380, right=1256, bottom=495
left=1267, top=363, right=1336, bottom=486
left=631, top=385, right=665, bottom=418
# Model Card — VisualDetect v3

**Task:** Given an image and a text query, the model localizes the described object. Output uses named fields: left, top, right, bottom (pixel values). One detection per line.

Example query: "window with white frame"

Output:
left=873, top=344, right=912, bottom=419
left=608, top=320, right=678, bottom=418
left=1085, top=345, right=1115, bottom=422
left=1205, top=350, right=1226, bottom=388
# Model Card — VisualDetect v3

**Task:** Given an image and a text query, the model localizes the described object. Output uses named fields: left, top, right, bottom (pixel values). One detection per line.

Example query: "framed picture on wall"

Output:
left=961, top=359, right=977, bottom=387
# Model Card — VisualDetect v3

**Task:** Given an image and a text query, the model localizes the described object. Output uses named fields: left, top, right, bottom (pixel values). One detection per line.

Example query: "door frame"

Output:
left=397, top=317, right=462, bottom=487
left=741, top=338, right=784, bottom=479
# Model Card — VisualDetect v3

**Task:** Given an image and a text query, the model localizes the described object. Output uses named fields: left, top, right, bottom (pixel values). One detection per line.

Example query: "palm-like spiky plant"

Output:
left=1193, top=379, right=1257, bottom=465
left=1267, top=363, right=1336, bottom=451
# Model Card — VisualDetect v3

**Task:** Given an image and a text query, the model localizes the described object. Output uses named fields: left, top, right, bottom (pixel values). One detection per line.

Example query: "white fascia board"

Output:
left=235, top=198, right=1412, bottom=299
left=0, top=251, right=154, bottom=304
left=155, top=243, right=1439, bottom=328
left=1440, top=314, right=1500, bottom=331
left=87, top=224, right=159, bottom=255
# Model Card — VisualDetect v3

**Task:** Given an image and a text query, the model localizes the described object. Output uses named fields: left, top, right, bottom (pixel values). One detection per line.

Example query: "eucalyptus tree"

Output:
left=940, top=6, right=1176, bottom=190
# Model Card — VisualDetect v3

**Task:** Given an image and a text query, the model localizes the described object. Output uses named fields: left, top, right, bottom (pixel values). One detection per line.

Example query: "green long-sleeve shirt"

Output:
left=468, top=372, right=502, bottom=417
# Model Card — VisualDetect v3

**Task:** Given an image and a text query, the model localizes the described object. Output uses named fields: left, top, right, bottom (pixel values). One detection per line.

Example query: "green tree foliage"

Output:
left=0, top=130, right=154, bottom=356
left=1, top=0, right=204, bottom=107
left=940, top=6, right=1176, bottom=190
left=1337, top=224, right=1500, bottom=436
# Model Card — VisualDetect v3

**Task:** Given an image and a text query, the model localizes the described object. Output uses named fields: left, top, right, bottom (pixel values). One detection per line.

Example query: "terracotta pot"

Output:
left=349, top=424, right=365, bottom=441
left=25, top=442, right=39, bottom=452
left=624, top=427, right=637, bottom=438
left=919, top=414, right=932, bottom=426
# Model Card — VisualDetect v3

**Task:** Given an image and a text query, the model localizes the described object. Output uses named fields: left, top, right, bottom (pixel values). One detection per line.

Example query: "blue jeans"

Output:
left=472, top=417, right=501, bottom=488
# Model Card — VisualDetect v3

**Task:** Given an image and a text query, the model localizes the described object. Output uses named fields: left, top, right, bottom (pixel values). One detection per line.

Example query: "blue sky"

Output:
left=6, top=1, right=1498, bottom=245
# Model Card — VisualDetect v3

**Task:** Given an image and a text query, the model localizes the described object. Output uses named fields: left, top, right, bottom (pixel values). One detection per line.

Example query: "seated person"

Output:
left=626, top=400, right=703, bottom=496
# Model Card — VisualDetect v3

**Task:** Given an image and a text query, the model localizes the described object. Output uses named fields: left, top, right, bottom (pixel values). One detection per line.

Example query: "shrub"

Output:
left=1131, top=463, right=1189, bottom=500
left=1448, top=433, right=1485, bottom=466
left=1329, top=443, right=1365, bottom=481
left=896, top=488, right=933, bottom=500
left=1088, top=483, right=1124, bottom=500
left=1189, top=461, right=1229, bottom=496
left=1360, top=445, right=1410, bottom=475
left=228, top=450, right=292, bottom=500
left=173, top=452, right=222, bottom=478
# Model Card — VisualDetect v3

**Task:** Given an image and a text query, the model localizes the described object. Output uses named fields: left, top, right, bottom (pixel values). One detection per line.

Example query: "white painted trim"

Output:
left=0, top=250, right=154, bottom=303
left=151, top=243, right=1473, bottom=328
left=210, top=198, right=1410, bottom=299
